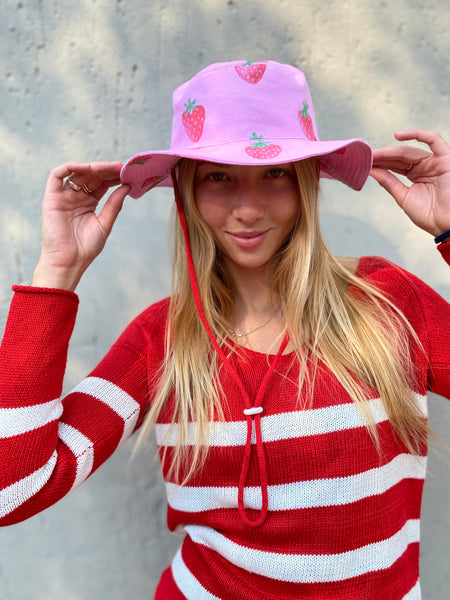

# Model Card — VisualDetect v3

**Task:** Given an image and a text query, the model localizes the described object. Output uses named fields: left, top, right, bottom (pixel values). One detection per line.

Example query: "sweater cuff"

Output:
left=5, top=285, right=79, bottom=340
left=11, top=284, right=79, bottom=301
left=437, top=241, right=450, bottom=266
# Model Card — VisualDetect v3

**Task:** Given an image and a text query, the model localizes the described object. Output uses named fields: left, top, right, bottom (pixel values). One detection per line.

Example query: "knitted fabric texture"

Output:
left=1, top=250, right=450, bottom=599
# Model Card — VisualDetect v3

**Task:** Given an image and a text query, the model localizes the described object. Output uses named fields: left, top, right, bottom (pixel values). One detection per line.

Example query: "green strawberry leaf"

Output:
left=249, top=132, right=270, bottom=148
left=184, top=98, right=199, bottom=115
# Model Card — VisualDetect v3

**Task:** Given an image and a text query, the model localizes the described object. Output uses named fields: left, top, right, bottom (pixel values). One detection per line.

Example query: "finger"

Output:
left=96, top=184, right=131, bottom=235
left=372, top=146, right=430, bottom=167
left=370, top=167, right=409, bottom=207
left=394, top=129, right=450, bottom=156
left=46, top=162, right=123, bottom=195
left=69, top=162, right=123, bottom=197
left=374, top=165, right=413, bottom=178
left=66, top=177, right=123, bottom=203
left=370, top=159, right=418, bottom=179
left=372, top=147, right=432, bottom=180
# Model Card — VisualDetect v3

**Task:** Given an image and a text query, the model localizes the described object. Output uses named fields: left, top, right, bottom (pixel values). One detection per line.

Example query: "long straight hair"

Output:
left=135, top=157, right=428, bottom=483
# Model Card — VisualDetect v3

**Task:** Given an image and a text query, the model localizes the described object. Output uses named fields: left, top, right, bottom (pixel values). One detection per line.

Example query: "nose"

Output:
left=231, top=181, right=265, bottom=224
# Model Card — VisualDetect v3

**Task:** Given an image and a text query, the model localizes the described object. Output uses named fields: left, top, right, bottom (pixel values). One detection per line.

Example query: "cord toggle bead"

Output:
left=243, top=407, right=264, bottom=416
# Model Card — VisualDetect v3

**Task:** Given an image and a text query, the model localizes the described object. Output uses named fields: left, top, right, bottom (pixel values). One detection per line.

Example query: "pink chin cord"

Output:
left=171, top=167, right=289, bottom=527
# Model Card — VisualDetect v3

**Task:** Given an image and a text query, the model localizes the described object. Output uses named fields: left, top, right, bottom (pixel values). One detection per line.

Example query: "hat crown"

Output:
left=170, top=60, right=319, bottom=153
left=121, top=60, right=372, bottom=197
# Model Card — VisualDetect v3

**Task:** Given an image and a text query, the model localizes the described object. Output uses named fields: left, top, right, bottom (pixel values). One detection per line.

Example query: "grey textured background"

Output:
left=0, top=0, right=449, bottom=598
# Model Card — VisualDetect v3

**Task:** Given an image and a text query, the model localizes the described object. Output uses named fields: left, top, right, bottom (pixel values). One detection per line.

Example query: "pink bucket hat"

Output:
left=120, top=60, right=372, bottom=198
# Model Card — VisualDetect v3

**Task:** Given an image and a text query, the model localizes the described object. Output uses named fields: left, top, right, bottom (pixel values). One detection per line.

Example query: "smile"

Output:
left=226, top=230, right=270, bottom=249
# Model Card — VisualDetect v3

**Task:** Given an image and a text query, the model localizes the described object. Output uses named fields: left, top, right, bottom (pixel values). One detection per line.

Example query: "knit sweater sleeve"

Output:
left=0, top=286, right=165, bottom=526
left=383, top=242, right=450, bottom=399
left=425, top=242, right=450, bottom=396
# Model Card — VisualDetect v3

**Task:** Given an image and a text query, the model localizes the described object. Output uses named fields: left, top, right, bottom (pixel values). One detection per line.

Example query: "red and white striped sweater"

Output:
left=1, top=251, right=450, bottom=599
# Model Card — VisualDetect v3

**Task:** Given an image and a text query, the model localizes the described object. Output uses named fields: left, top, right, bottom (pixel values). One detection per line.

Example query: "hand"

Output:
left=370, top=129, right=450, bottom=237
left=32, top=161, right=130, bottom=291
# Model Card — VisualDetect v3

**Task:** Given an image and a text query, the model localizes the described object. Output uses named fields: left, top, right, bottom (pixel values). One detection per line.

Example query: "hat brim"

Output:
left=120, top=138, right=372, bottom=199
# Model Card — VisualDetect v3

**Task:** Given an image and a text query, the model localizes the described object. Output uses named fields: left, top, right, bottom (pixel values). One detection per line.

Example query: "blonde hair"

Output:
left=135, top=157, right=428, bottom=482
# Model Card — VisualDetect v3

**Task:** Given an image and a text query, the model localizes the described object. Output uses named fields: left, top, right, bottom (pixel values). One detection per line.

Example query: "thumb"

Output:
left=97, top=184, right=131, bottom=236
left=370, top=167, right=408, bottom=208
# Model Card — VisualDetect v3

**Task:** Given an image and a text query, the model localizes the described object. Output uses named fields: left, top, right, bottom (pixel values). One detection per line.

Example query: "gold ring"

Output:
left=81, top=184, right=93, bottom=194
left=67, top=178, right=82, bottom=192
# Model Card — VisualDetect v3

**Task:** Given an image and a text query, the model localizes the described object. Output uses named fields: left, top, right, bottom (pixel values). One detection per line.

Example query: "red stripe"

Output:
left=156, top=375, right=375, bottom=425
left=157, top=358, right=427, bottom=426
left=89, top=344, right=149, bottom=402
left=180, top=535, right=419, bottom=600
left=167, top=479, right=423, bottom=554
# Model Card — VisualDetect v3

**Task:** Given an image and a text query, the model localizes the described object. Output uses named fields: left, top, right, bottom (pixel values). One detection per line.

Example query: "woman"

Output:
left=1, top=60, right=449, bottom=599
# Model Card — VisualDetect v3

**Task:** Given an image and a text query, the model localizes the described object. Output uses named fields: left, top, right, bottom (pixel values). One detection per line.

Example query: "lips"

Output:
left=226, top=230, right=270, bottom=249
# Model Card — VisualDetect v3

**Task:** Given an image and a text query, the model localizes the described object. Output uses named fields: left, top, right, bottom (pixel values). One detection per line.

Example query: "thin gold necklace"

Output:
left=230, top=309, right=277, bottom=338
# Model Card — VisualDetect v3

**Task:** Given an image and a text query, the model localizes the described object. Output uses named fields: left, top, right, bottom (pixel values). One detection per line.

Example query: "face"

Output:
left=193, top=162, right=300, bottom=276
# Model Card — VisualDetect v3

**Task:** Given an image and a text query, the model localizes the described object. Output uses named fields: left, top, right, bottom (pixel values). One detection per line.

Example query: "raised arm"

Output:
left=370, top=129, right=450, bottom=238
left=0, top=163, right=156, bottom=526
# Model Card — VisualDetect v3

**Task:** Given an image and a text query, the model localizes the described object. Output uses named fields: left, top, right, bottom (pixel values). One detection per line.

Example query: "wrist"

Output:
left=32, top=262, right=84, bottom=292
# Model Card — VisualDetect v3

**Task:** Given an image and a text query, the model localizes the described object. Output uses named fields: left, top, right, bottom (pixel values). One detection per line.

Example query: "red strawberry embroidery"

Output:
left=235, top=61, right=266, bottom=84
left=182, top=98, right=205, bottom=142
left=129, top=156, right=151, bottom=166
left=245, top=133, right=282, bottom=159
left=299, top=102, right=317, bottom=141
left=141, top=175, right=165, bottom=190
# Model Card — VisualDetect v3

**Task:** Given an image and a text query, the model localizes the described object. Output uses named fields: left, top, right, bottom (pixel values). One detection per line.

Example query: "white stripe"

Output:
left=156, top=394, right=427, bottom=447
left=0, top=450, right=57, bottom=517
left=70, top=377, right=140, bottom=444
left=59, top=423, right=94, bottom=490
left=171, top=547, right=222, bottom=600
left=165, top=453, right=427, bottom=513
left=402, top=579, right=421, bottom=600
left=185, top=518, right=420, bottom=583
left=0, top=399, right=63, bottom=438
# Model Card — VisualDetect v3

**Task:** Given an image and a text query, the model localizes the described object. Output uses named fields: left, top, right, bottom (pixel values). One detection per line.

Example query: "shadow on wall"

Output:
left=0, top=0, right=449, bottom=301
left=321, top=211, right=402, bottom=262
left=1, top=0, right=449, bottom=315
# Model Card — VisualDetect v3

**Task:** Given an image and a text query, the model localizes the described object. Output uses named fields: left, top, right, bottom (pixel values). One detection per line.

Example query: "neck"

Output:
left=224, top=263, right=290, bottom=353
left=225, top=265, right=280, bottom=344
left=228, top=264, right=274, bottom=315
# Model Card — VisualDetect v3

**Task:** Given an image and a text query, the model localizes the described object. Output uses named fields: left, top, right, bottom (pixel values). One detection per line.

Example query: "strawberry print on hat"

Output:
left=235, top=60, right=267, bottom=84
left=129, top=156, right=152, bottom=166
left=182, top=98, right=205, bottom=142
left=245, top=133, right=282, bottom=159
left=141, top=175, right=166, bottom=191
left=298, top=101, right=317, bottom=141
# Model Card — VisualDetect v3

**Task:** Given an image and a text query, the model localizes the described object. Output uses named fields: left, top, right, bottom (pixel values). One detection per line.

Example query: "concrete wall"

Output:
left=0, top=0, right=448, bottom=598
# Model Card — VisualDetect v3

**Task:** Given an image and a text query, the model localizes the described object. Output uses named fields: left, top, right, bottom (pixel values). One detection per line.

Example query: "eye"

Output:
left=207, top=171, right=227, bottom=182
left=267, top=168, right=286, bottom=178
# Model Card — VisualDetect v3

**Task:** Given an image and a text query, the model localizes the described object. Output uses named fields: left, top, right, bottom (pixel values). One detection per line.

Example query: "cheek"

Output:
left=195, top=195, right=228, bottom=231
left=274, top=194, right=301, bottom=225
